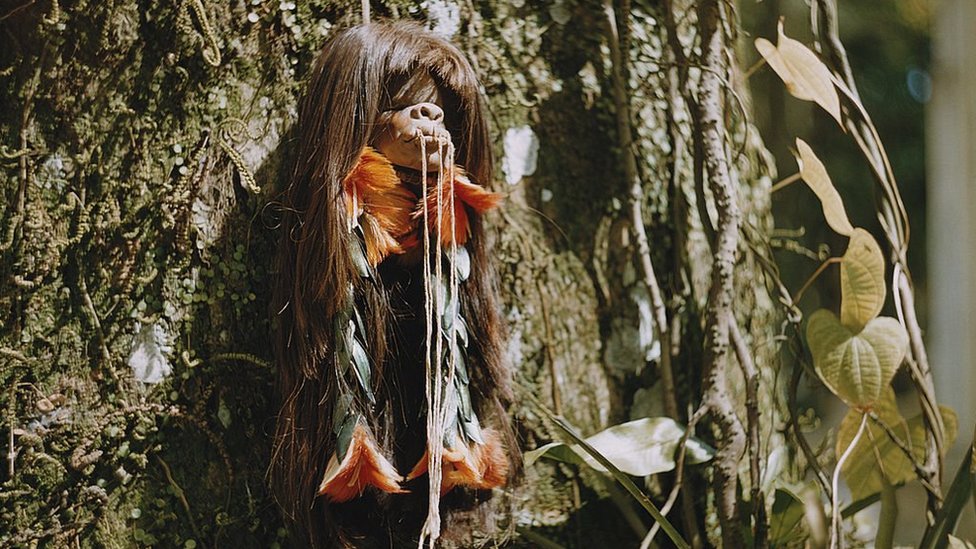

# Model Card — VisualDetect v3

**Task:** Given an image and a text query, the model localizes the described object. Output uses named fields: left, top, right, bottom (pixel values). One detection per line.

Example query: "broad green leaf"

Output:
left=525, top=442, right=581, bottom=468
left=840, top=229, right=886, bottom=331
left=769, top=487, right=806, bottom=546
left=546, top=416, right=691, bottom=549
left=807, top=310, right=907, bottom=408
left=755, top=20, right=842, bottom=125
left=837, top=389, right=958, bottom=502
left=795, top=138, right=854, bottom=237
left=525, top=417, right=714, bottom=476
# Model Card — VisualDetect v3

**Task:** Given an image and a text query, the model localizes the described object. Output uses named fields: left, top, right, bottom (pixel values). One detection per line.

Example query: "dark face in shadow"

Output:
left=373, top=72, right=455, bottom=172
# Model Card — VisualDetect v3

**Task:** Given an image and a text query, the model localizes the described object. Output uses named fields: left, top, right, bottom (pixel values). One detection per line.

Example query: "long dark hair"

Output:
left=270, top=21, right=513, bottom=547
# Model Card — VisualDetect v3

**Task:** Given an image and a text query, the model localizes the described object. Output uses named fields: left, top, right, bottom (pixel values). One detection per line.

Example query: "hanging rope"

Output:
left=361, top=0, right=371, bottom=24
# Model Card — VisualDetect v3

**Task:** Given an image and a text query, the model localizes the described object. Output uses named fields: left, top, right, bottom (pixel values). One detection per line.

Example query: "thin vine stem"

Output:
left=831, top=412, right=868, bottom=549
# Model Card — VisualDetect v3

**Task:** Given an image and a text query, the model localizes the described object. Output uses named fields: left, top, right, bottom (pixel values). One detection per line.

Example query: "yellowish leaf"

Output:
left=840, top=229, right=886, bottom=331
left=794, top=138, right=854, bottom=237
left=837, top=388, right=958, bottom=502
left=807, top=309, right=907, bottom=408
left=754, top=20, right=843, bottom=126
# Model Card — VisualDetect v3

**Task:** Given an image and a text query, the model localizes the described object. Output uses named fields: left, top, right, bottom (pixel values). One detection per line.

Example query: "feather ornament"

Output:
left=318, top=423, right=407, bottom=502
left=406, top=428, right=509, bottom=495
left=343, top=147, right=418, bottom=264
left=415, top=172, right=503, bottom=247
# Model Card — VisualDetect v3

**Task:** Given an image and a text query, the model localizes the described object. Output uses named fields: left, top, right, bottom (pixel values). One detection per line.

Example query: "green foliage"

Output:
left=836, top=388, right=958, bottom=502
left=759, top=16, right=961, bottom=548
left=807, top=311, right=907, bottom=409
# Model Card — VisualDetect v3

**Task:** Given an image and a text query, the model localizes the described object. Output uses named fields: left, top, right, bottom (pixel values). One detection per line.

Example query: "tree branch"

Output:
left=696, top=0, right=746, bottom=545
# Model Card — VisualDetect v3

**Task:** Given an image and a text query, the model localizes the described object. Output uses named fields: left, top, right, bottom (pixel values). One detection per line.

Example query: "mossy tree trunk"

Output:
left=1, top=0, right=785, bottom=547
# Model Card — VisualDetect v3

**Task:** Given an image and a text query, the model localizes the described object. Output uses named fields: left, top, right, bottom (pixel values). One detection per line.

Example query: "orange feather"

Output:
left=317, top=424, right=407, bottom=503
left=415, top=172, right=503, bottom=247
left=343, top=147, right=418, bottom=265
left=406, top=429, right=509, bottom=495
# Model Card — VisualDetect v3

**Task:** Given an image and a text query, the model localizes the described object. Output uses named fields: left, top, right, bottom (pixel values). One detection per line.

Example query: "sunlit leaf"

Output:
left=525, top=417, right=714, bottom=476
left=948, top=535, right=976, bottom=549
left=794, top=138, right=854, bottom=237
left=840, top=229, right=887, bottom=331
left=837, top=388, right=958, bottom=502
left=807, top=309, right=907, bottom=408
left=546, top=416, right=691, bottom=549
left=755, top=20, right=842, bottom=126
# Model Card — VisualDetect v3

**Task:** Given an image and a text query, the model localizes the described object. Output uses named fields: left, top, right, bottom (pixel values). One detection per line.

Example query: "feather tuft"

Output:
left=414, top=172, right=502, bottom=247
left=343, top=147, right=418, bottom=264
left=406, top=428, right=509, bottom=495
left=317, top=423, right=407, bottom=503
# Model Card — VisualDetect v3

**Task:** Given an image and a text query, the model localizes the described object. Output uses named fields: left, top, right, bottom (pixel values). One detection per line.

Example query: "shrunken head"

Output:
left=373, top=71, right=455, bottom=172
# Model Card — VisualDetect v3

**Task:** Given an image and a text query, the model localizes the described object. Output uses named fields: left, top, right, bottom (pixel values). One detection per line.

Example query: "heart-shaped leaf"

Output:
left=795, top=138, right=854, bottom=237
left=524, top=417, right=714, bottom=476
left=840, top=229, right=886, bottom=331
left=755, top=20, right=842, bottom=126
left=837, top=388, right=958, bottom=502
left=807, top=309, right=908, bottom=408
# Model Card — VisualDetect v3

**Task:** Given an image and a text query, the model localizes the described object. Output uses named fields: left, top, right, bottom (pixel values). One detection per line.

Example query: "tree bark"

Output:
left=0, top=0, right=783, bottom=546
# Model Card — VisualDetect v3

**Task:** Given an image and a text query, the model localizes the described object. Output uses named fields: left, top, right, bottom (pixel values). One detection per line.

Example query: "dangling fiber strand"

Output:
left=417, top=133, right=463, bottom=548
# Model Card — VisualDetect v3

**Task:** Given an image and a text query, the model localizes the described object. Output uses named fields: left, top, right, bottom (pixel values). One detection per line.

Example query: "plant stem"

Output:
left=550, top=416, right=691, bottom=549
left=876, top=479, right=897, bottom=549
left=831, top=413, right=868, bottom=549
left=770, top=172, right=801, bottom=193
left=697, top=0, right=747, bottom=545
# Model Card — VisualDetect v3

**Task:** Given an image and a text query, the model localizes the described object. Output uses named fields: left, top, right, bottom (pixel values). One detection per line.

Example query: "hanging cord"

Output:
left=418, top=131, right=441, bottom=547
left=418, top=134, right=462, bottom=548
left=436, top=140, right=460, bottom=443
left=361, top=0, right=370, bottom=24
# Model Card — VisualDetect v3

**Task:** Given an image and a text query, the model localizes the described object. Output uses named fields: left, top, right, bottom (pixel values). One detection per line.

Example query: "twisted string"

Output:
left=418, top=131, right=440, bottom=547
left=418, top=134, right=461, bottom=548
